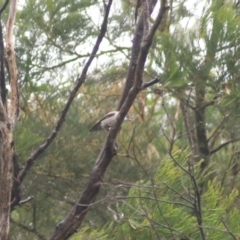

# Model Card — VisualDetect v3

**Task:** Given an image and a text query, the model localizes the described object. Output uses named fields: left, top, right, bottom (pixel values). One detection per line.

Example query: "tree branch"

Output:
left=0, top=0, right=9, bottom=14
left=11, top=218, right=46, bottom=240
left=141, top=77, right=161, bottom=89
left=49, top=1, right=168, bottom=239
left=180, top=97, right=199, bottom=161
left=14, top=0, right=113, bottom=206
left=210, top=138, right=240, bottom=155
left=188, top=162, right=206, bottom=240
left=221, top=218, right=238, bottom=240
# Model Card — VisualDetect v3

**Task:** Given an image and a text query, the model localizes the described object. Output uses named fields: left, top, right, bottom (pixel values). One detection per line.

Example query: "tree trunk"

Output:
left=0, top=112, right=13, bottom=240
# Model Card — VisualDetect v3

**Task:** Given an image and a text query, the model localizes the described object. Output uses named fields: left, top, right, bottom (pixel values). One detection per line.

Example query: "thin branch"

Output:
left=221, top=218, right=238, bottom=240
left=208, top=114, right=230, bottom=143
left=17, top=1, right=112, bottom=184
left=210, top=138, right=240, bottom=155
left=150, top=177, right=175, bottom=239
left=11, top=218, right=46, bottom=240
left=188, top=162, right=206, bottom=240
left=163, top=183, right=193, bottom=205
left=0, top=0, right=9, bottom=14
left=114, top=195, right=193, bottom=209
left=144, top=212, right=162, bottom=240
left=33, top=47, right=130, bottom=75
left=141, top=77, right=161, bottom=89
left=146, top=217, right=191, bottom=240
left=180, top=98, right=199, bottom=161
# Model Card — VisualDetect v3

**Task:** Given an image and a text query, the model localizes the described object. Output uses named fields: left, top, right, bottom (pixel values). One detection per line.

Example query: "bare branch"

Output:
left=188, top=162, right=206, bottom=240
left=49, top=1, right=168, bottom=239
left=180, top=98, right=199, bottom=161
left=221, top=218, right=238, bottom=240
left=17, top=0, right=113, bottom=187
left=141, top=77, right=161, bottom=89
left=0, top=0, right=9, bottom=14
left=210, top=138, right=240, bottom=155
left=11, top=218, right=46, bottom=240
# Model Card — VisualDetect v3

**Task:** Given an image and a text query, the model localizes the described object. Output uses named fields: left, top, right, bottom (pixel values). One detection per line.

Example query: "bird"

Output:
left=89, top=111, right=132, bottom=132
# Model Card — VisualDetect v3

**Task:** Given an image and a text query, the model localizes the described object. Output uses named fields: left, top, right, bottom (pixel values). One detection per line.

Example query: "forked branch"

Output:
left=49, top=1, right=168, bottom=239
left=10, top=0, right=113, bottom=211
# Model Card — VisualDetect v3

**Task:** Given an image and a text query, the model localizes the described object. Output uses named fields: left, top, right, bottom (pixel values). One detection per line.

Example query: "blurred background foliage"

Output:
left=5, top=0, right=240, bottom=239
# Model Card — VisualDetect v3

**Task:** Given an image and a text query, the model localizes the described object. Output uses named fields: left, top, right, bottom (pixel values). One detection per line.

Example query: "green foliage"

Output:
left=7, top=0, right=240, bottom=239
left=99, top=150, right=240, bottom=239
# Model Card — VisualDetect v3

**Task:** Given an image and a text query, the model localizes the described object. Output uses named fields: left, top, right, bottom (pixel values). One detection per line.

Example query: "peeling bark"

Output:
left=5, top=0, right=19, bottom=123
left=0, top=1, right=18, bottom=239
left=0, top=103, right=13, bottom=240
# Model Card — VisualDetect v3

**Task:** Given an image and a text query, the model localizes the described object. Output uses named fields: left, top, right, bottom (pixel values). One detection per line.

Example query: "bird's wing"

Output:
left=89, top=112, right=117, bottom=132
left=89, top=119, right=103, bottom=132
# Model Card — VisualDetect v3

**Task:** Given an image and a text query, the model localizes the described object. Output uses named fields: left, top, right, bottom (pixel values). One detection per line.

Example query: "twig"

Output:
left=180, top=99, right=199, bottom=161
left=141, top=77, right=161, bottom=89
left=208, top=114, right=230, bottom=143
left=114, top=195, right=193, bottom=209
left=210, top=138, right=240, bottom=155
left=147, top=217, right=190, bottom=240
left=221, top=218, right=238, bottom=240
left=188, top=162, right=206, bottom=240
left=11, top=218, right=46, bottom=240
left=144, top=212, right=162, bottom=240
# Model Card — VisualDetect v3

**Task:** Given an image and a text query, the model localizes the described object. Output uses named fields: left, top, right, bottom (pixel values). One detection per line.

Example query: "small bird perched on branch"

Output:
left=89, top=111, right=132, bottom=132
